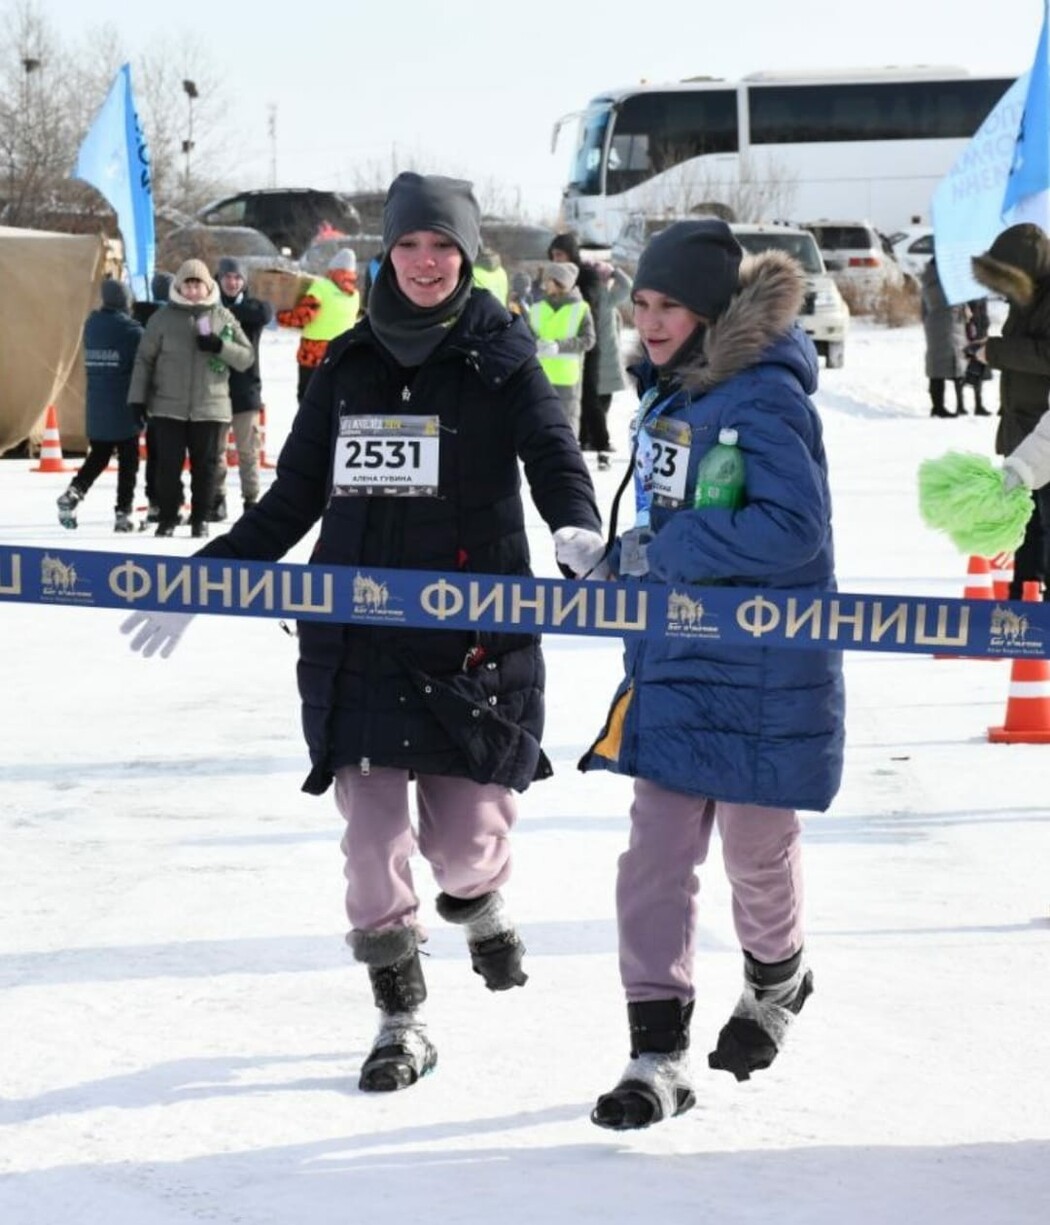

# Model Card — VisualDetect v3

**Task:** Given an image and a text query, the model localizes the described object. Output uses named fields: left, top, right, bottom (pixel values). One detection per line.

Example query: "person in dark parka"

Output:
left=56, top=279, right=144, bottom=531
left=120, top=172, right=602, bottom=1094
left=558, top=220, right=844, bottom=1131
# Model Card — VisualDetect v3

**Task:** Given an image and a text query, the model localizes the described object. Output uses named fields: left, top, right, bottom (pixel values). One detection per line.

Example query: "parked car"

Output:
left=801, top=220, right=906, bottom=305
left=887, top=225, right=934, bottom=281
left=730, top=223, right=849, bottom=369
left=195, top=189, right=362, bottom=258
left=611, top=213, right=690, bottom=276
left=156, top=224, right=299, bottom=278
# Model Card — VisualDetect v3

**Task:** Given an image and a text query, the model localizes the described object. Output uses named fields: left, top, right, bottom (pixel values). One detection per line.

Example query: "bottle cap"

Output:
left=718, top=427, right=738, bottom=445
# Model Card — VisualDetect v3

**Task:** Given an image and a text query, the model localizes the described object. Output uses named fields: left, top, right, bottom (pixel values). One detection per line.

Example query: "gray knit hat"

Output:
left=544, top=261, right=578, bottom=290
left=382, top=172, right=481, bottom=264
left=216, top=256, right=245, bottom=280
left=100, top=278, right=130, bottom=311
left=634, top=219, right=742, bottom=320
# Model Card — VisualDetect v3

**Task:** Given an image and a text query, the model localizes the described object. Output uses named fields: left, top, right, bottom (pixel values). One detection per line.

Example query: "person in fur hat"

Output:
left=973, top=223, right=1050, bottom=598
left=127, top=258, right=254, bottom=537
left=557, top=219, right=844, bottom=1131
left=121, top=172, right=601, bottom=1095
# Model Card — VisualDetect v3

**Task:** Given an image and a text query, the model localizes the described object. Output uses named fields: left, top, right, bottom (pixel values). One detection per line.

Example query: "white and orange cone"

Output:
left=988, top=582, right=1050, bottom=744
left=31, top=405, right=70, bottom=473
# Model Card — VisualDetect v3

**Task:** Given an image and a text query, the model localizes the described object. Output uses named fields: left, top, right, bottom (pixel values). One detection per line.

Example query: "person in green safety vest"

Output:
left=472, top=246, right=509, bottom=305
left=528, top=260, right=596, bottom=436
left=277, top=249, right=361, bottom=401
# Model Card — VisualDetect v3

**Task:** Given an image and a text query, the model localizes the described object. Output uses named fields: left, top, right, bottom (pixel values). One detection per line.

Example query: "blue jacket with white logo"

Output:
left=83, top=307, right=144, bottom=440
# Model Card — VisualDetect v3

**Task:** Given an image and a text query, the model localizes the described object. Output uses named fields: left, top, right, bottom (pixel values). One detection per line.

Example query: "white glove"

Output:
left=1002, top=463, right=1026, bottom=493
left=535, top=340, right=559, bottom=358
left=554, top=526, right=608, bottom=577
left=121, top=610, right=195, bottom=658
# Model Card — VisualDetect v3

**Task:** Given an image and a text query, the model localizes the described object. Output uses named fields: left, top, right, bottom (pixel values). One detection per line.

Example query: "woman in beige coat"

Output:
left=128, top=258, right=253, bottom=537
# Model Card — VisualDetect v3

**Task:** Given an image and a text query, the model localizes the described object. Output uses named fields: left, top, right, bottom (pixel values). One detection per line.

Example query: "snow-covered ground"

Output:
left=1, top=320, right=1047, bottom=1225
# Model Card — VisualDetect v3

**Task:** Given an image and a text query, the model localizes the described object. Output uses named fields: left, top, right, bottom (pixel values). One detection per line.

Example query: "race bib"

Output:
left=333, top=415, right=440, bottom=497
left=639, top=417, right=691, bottom=507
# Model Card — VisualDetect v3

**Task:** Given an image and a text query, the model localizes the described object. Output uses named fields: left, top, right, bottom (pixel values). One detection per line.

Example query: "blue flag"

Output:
left=74, top=63, right=154, bottom=299
left=1003, top=1, right=1050, bottom=218
left=931, top=76, right=1028, bottom=304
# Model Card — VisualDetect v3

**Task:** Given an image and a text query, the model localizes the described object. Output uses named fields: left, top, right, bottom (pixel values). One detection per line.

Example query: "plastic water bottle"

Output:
left=693, top=428, right=746, bottom=509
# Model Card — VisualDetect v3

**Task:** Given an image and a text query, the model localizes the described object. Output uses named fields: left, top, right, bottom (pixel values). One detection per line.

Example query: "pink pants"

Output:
left=618, top=777, right=804, bottom=1002
left=333, top=766, right=517, bottom=932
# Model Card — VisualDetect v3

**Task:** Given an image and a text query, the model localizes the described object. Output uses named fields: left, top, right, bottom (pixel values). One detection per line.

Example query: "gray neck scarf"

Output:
left=367, top=261, right=471, bottom=366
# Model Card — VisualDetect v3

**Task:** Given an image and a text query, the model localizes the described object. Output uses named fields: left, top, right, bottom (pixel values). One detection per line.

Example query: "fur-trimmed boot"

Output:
left=591, top=998, right=696, bottom=1131
left=435, top=890, right=527, bottom=991
left=708, top=949, right=813, bottom=1082
left=349, top=926, right=437, bottom=1093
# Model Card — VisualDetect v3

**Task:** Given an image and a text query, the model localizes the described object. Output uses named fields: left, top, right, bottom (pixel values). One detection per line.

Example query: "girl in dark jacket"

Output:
left=122, top=173, right=602, bottom=1093
left=557, top=220, right=844, bottom=1130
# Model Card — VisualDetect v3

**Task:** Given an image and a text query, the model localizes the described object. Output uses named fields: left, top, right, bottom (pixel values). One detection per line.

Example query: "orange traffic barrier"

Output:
left=258, top=405, right=276, bottom=469
left=31, top=405, right=70, bottom=473
left=988, top=582, right=1050, bottom=744
left=989, top=552, right=1015, bottom=601
left=962, top=555, right=994, bottom=601
left=226, top=428, right=239, bottom=468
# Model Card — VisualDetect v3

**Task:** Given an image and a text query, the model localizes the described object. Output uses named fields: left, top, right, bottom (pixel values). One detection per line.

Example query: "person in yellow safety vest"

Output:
left=277, top=248, right=361, bottom=401
left=472, top=246, right=509, bottom=305
left=528, top=260, right=596, bottom=437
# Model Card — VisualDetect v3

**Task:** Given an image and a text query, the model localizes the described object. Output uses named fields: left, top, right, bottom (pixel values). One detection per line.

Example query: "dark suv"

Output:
left=195, top=189, right=361, bottom=257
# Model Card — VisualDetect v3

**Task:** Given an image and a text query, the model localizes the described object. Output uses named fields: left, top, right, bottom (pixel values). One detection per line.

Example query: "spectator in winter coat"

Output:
left=555, top=219, right=844, bottom=1131
left=549, top=231, right=605, bottom=450
left=277, top=249, right=360, bottom=402
left=56, top=279, right=144, bottom=532
left=134, top=271, right=174, bottom=520
left=121, top=171, right=602, bottom=1096
left=208, top=256, right=275, bottom=521
left=977, top=223, right=1050, bottom=597
left=472, top=246, right=509, bottom=305
left=962, top=296, right=993, bottom=416
left=528, top=260, right=596, bottom=436
left=921, top=257, right=968, bottom=417
left=585, top=259, right=632, bottom=469
left=127, top=258, right=254, bottom=538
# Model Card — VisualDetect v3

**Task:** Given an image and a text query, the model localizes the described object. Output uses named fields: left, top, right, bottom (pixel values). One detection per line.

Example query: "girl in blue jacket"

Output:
left=559, top=220, right=845, bottom=1130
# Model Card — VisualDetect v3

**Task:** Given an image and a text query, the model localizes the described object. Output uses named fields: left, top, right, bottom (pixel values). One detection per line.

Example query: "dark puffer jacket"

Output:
left=972, top=223, right=1050, bottom=454
left=199, top=289, right=601, bottom=795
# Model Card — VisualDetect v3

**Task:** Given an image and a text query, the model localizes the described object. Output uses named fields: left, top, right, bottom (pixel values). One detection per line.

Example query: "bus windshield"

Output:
left=567, top=106, right=612, bottom=196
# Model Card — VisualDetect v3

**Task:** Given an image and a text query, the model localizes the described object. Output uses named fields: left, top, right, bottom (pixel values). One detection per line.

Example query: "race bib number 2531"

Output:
left=333, top=414, right=440, bottom=497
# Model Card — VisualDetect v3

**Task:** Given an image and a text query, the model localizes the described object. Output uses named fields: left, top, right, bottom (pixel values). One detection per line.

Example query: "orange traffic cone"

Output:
left=989, top=552, right=1014, bottom=601
left=988, top=582, right=1050, bottom=743
left=962, top=555, right=994, bottom=601
left=226, top=427, right=239, bottom=468
left=31, top=405, right=70, bottom=473
left=258, top=404, right=276, bottom=469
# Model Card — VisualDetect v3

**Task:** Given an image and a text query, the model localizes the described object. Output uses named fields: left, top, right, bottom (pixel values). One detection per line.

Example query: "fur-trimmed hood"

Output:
left=971, top=223, right=1050, bottom=306
left=631, top=249, right=811, bottom=394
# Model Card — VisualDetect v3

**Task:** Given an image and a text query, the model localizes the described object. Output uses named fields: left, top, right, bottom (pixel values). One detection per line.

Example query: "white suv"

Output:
left=731, top=223, right=849, bottom=369
left=801, top=220, right=906, bottom=306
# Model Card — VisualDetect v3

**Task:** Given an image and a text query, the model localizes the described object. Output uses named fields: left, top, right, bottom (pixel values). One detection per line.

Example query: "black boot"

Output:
left=349, top=927, right=437, bottom=1092
left=435, top=890, right=527, bottom=990
left=708, top=949, right=813, bottom=1082
left=591, top=999, right=696, bottom=1131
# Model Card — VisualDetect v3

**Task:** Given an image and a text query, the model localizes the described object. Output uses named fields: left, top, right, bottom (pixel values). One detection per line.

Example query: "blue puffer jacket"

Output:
left=199, top=288, right=601, bottom=796
left=82, top=307, right=144, bottom=440
left=580, top=251, right=845, bottom=811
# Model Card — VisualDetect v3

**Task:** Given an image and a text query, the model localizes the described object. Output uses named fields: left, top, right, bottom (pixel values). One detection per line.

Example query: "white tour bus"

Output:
left=553, top=68, right=1015, bottom=245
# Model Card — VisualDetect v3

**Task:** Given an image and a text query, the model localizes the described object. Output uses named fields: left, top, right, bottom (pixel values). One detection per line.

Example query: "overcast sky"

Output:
left=36, top=0, right=1046, bottom=219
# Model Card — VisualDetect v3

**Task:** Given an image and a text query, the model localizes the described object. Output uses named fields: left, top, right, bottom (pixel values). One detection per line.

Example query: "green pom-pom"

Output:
left=918, top=450, right=1034, bottom=554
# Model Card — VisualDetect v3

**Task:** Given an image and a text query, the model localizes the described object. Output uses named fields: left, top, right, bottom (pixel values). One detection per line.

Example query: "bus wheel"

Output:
left=825, top=341, right=845, bottom=369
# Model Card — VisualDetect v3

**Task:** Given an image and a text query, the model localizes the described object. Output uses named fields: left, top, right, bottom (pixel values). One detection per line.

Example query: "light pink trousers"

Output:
left=333, top=765, right=517, bottom=932
left=619, top=777, right=804, bottom=1002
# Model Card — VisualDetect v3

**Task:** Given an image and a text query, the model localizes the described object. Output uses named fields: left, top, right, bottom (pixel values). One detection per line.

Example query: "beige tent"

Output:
left=0, top=227, right=106, bottom=456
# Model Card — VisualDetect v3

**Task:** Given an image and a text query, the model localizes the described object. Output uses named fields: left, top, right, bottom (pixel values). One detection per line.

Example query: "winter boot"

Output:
left=114, top=510, right=135, bottom=533
left=190, top=522, right=209, bottom=539
left=435, top=890, right=527, bottom=991
left=591, top=999, right=696, bottom=1131
left=597, top=452, right=611, bottom=471
left=56, top=485, right=83, bottom=529
left=207, top=495, right=228, bottom=524
left=349, top=926, right=437, bottom=1093
left=708, top=949, right=813, bottom=1082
